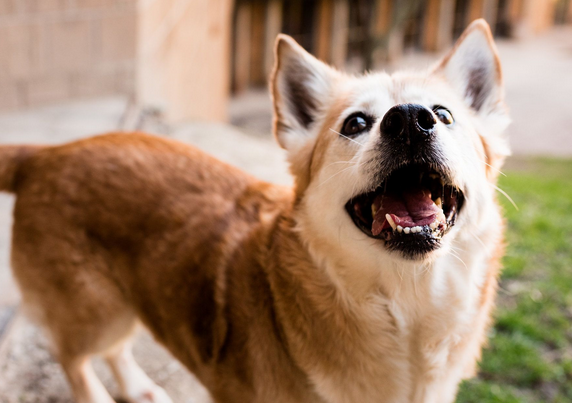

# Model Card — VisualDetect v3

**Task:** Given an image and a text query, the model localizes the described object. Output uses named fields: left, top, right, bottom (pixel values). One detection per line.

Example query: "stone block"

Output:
left=99, top=12, right=136, bottom=63
left=70, top=69, right=117, bottom=98
left=0, top=81, right=22, bottom=110
left=0, top=24, right=35, bottom=81
left=48, top=18, right=94, bottom=73
left=21, top=0, right=68, bottom=13
left=26, top=75, right=70, bottom=106
left=0, top=0, right=18, bottom=16
left=75, top=0, right=116, bottom=9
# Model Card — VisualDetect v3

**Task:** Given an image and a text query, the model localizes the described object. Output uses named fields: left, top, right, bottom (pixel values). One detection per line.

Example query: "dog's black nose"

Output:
left=381, top=104, right=436, bottom=146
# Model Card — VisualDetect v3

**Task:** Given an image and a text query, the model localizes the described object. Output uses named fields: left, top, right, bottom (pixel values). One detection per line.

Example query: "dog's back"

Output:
left=1, top=133, right=303, bottom=403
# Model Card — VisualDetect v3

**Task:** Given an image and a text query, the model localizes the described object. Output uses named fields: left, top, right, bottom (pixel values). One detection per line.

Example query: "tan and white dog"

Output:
left=1, top=19, right=509, bottom=403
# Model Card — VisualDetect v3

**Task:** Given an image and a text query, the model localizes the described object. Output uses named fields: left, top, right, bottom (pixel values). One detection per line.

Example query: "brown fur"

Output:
left=4, top=133, right=325, bottom=402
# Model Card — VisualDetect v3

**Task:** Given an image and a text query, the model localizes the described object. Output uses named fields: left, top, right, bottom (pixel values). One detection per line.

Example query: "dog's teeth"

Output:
left=430, top=221, right=438, bottom=230
left=397, top=225, right=403, bottom=233
left=404, top=227, right=411, bottom=234
left=385, top=214, right=397, bottom=231
left=435, top=197, right=442, bottom=208
left=415, top=226, right=422, bottom=233
left=371, top=204, right=377, bottom=217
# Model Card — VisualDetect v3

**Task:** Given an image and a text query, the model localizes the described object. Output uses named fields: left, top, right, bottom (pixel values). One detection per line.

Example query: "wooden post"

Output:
left=250, top=0, right=266, bottom=86
left=521, top=0, right=555, bottom=34
left=330, top=0, right=349, bottom=68
left=314, top=0, right=348, bottom=66
left=467, top=0, right=498, bottom=30
left=423, top=0, right=455, bottom=52
left=234, top=1, right=252, bottom=94
left=483, top=0, right=499, bottom=29
left=314, top=0, right=334, bottom=62
left=373, top=0, right=393, bottom=36
left=468, top=0, right=485, bottom=22
left=264, top=0, right=283, bottom=79
left=137, top=0, right=234, bottom=122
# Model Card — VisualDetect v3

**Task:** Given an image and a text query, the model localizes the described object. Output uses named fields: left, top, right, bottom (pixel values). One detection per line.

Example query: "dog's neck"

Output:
left=281, top=201, right=502, bottom=310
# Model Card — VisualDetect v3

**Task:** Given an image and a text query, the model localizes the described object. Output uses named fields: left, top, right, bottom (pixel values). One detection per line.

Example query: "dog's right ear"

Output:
left=270, top=34, right=339, bottom=151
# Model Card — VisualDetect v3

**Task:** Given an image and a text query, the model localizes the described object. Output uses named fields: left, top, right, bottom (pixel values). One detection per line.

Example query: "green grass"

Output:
left=456, top=158, right=572, bottom=403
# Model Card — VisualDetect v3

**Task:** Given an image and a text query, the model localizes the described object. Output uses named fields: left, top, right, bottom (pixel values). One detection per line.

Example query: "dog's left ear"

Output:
left=435, top=19, right=511, bottom=173
left=270, top=34, right=339, bottom=151
left=434, top=19, right=505, bottom=117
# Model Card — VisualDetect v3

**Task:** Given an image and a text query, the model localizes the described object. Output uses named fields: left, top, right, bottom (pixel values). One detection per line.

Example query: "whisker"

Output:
left=492, top=184, right=519, bottom=211
left=471, top=232, right=487, bottom=249
left=323, top=161, right=357, bottom=170
left=329, top=128, right=365, bottom=147
left=449, top=251, right=469, bottom=271
left=479, top=159, right=506, bottom=177
left=317, top=164, right=358, bottom=188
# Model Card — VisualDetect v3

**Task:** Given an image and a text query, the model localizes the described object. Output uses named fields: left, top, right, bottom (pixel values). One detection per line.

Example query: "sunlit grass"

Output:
left=457, top=158, right=572, bottom=403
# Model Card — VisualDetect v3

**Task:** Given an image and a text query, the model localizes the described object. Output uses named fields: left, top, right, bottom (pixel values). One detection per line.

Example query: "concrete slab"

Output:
left=0, top=315, right=212, bottom=403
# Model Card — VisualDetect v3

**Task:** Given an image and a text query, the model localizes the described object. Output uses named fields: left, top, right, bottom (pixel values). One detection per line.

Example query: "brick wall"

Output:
left=0, top=0, right=137, bottom=111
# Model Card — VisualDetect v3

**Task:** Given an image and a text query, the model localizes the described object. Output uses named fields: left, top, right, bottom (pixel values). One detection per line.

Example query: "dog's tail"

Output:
left=0, top=145, right=43, bottom=193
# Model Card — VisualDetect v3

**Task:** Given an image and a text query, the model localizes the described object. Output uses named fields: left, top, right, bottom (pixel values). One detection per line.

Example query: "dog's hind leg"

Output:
left=104, top=340, right=173, bottom=403
left=11, top=215, right=171, bottom=403
left=60, top=355, right=116, bottom=403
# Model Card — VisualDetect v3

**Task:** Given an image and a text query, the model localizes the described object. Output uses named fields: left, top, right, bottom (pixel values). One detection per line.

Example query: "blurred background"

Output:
left=0, top=1, right=572, bottom=402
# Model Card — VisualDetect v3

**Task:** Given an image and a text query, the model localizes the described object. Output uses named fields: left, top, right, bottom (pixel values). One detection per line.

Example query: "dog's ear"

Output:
left=434, top=19, right=505, bottom=116
left=435, top=19, right=511, bottom=174
left=270, top=34, right=338, bottom=151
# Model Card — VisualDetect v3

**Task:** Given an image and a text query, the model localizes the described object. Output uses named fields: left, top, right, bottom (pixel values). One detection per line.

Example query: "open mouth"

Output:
left=345, top=163, right=465, bottom=257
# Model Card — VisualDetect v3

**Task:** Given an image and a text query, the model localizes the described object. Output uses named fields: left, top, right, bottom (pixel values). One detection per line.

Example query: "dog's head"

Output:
left=270, top=20, right=510, bottom=264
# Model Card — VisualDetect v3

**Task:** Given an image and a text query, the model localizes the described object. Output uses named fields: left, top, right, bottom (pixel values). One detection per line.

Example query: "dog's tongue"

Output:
left=371, top=189, right=440, bottom=235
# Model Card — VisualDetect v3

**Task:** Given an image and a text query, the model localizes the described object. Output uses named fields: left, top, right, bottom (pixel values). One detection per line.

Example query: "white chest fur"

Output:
left=307, top=234, right=492, bottom=403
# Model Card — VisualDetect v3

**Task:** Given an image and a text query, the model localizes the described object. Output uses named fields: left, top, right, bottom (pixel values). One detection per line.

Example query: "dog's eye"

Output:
left=433, top=106, right=454, bottom=125
left=341, top=113, right=371, bottom=137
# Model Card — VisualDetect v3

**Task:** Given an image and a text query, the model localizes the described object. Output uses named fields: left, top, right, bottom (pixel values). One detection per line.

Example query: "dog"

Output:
left=0, top=19, right=510, bottom=403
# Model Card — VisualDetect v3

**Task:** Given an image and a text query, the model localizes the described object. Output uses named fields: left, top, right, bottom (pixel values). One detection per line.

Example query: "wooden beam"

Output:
left=468, top=0, right=485, bottom=22
left=314, top=0, right=333, bottom=62
left=250, top=0, right=266, bottom=86
left=423, top=0, right=455, bottom=51
left=330, top=0, right=349, bottom=68
left=373, top=0, right=393, bottom=36
left=234, top=1, right=252, bottom=93
left=483, top=0, right=499, bottom=29
left=264, top=0, right=283, bottom=79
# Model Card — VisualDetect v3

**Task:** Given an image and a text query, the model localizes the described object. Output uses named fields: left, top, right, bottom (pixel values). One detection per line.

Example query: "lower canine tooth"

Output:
left=404, top=227, right=411, bottom=234
left=435, top=197, right=442, bottom=208
left=430, top=221, right=438, bottom=230
left=371, top=204, right=377, bottom=217
left=385, top=214, right=397, bottom=231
